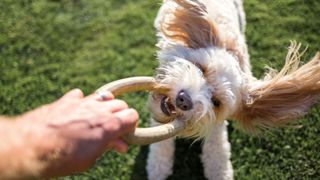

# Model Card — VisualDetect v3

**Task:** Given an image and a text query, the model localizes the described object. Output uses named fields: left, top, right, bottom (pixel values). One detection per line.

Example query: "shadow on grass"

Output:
left=130, top=139, right=206, bottom=180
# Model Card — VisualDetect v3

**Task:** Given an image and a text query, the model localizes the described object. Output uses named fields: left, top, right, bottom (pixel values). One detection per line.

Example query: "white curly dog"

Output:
left=146, top=0, right=320, bottom=179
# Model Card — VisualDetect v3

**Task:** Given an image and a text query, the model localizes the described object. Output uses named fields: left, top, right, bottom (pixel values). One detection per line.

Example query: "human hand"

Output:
left=17, top=89, right=138, bottom=177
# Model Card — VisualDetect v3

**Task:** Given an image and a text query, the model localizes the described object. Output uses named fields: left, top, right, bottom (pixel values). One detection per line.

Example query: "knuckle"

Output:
left=126, top=109, right=139, bottom=124
left=104, top=116, right=121, bottom=132
left=73, top=88, right=84, bottom=96
left=115, top=99, right=129, bottom=108
left=91, top=128, right=104, bottom=140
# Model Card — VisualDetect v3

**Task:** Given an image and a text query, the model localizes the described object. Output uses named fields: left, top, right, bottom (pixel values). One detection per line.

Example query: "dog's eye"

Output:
left=211, top=97, right=220, bottom=107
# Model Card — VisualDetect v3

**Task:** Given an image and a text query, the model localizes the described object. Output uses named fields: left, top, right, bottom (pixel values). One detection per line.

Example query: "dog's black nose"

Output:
left=175, top=90, right=193, bottom=111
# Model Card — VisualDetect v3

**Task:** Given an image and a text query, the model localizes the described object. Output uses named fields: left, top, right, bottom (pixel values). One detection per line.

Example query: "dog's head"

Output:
left=148, top=46, right=244, bottom=138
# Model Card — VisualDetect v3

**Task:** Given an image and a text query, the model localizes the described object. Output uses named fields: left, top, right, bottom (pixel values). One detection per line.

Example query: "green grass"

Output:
left=0, top=0, right=319, bottom=179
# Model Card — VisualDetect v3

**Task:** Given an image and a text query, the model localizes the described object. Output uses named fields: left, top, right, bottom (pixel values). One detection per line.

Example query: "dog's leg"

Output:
left=201, top=121, right=233, bottom=180
left=146, top=120, right=175, bottom=180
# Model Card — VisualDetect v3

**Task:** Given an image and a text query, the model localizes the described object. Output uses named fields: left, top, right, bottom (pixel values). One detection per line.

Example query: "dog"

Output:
left=146, top=0, right=320, bottom=179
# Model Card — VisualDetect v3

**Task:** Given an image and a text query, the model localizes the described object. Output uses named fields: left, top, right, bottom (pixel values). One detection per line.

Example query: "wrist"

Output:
left=15, top=116, right=65, bottom=178
left=0, top=112, right=61, bottom=179
left=0, top=117, right=42, bottom=179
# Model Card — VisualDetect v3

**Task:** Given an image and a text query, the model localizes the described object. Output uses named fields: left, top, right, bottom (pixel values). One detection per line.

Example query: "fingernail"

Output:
left=113, top=139, right=128, bottom=154
left=115, top=146, right=128, bottom=154
left=96, top=91, right=114, bottom=101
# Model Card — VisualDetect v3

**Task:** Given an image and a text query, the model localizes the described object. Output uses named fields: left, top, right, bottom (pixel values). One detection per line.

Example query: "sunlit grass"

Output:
left=0, top=0, right=319, bottom=179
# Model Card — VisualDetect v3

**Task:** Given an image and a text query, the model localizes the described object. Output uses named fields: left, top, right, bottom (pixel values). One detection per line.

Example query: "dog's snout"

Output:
left=176, top=90, right=193, bottom=111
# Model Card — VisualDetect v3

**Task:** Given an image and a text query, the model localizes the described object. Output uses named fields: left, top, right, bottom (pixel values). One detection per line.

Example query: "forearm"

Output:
left=0, top=116, right=50, bottom=179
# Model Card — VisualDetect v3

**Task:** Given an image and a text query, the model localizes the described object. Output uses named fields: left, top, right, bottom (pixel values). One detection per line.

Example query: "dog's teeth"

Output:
left=161, top=96, right=177, bottom=116
left=165, top=102, right=170, bottom=113
left=161, top=97, right=171, bottom=116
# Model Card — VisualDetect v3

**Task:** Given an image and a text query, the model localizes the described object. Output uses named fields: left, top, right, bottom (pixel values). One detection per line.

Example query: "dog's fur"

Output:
left=146, top=0, right=320, bottom=179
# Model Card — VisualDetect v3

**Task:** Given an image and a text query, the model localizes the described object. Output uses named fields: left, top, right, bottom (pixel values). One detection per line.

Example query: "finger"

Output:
left=101, top=99, right=129, bottom=113
left=113, top=108, right=139, bottom=135
left=61, top=89, right=84, bottom=100
left=112, top=139, right=128, bottom=154
left=86, top=91, right=114, bottom=101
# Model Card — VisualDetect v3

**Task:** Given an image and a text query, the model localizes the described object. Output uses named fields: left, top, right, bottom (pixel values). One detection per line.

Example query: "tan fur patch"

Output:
left=159, top=0, right=250, bottom=73
left=160, top=0, right=222, bottom=48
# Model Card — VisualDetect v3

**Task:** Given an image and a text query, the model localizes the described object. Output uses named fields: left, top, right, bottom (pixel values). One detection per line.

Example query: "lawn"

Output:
left=0, top=0, right=319, bottom=179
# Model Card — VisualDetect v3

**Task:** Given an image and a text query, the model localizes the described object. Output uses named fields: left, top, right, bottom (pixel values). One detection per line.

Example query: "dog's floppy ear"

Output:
left=234, top=42, right=320, bottom=133
left=160, top=0, right=222, bottom=48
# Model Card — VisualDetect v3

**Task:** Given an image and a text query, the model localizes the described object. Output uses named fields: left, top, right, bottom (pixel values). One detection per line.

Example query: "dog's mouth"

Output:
left=160, top=96, right=176, bottom=116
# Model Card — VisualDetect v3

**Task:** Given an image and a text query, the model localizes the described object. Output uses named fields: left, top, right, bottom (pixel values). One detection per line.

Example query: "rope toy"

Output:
left=96, top=77, right=186, bottom=145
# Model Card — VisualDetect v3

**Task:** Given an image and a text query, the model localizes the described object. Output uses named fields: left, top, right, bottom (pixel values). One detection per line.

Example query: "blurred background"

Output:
left=0, top=0, right=319, bottom=179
